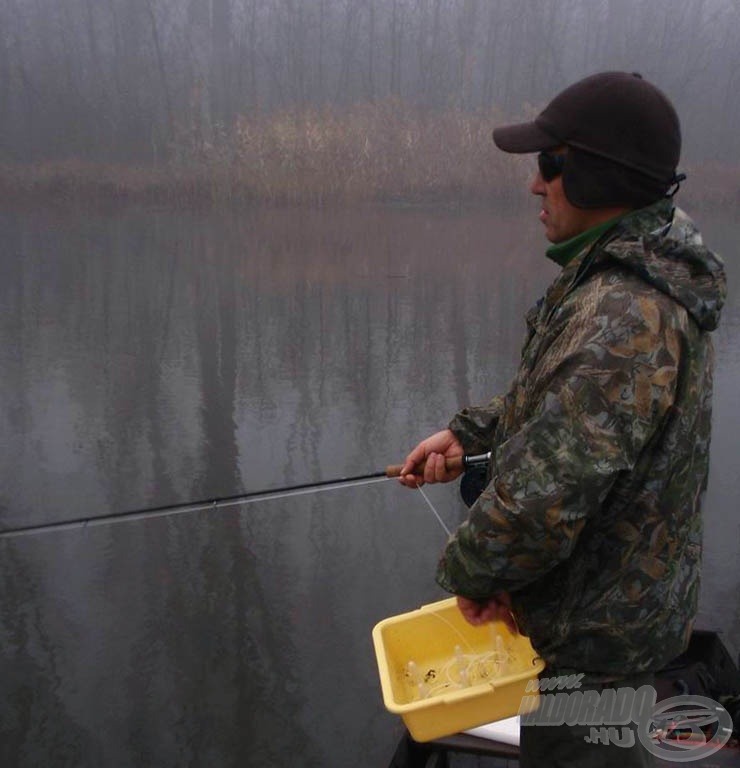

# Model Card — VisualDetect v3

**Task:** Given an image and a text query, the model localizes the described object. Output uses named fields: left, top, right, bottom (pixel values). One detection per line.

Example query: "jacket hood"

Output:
left=601, top=199, right=726, bottom=331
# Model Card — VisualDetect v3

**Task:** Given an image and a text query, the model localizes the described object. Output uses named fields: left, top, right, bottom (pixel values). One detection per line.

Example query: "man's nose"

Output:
left=530, top=172, right=546, bottom=196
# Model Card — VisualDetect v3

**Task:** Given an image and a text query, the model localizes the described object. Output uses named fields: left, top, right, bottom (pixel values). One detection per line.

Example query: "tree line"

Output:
left=0, top=0, right=737, bottom=166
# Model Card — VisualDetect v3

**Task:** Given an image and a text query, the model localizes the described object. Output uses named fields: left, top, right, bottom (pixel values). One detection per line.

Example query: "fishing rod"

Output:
left=0, top=452, right=491, bottom=540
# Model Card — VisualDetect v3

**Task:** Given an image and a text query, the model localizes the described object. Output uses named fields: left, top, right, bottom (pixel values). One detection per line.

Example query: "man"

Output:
left=399, top=72, right=726, bottom=766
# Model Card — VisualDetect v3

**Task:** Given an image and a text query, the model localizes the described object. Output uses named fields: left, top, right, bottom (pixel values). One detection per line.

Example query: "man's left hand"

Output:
left=456, top=593, right=518, bottom=635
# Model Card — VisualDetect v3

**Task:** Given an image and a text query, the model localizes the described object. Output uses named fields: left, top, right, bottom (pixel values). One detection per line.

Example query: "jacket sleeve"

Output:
left=448, top=395, right=506, bottom=455
left=437, top=282, right=680, bottom=599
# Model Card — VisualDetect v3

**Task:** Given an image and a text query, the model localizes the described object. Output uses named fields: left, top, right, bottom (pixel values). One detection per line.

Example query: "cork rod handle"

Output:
left=384, top=455, right=465, bottom=478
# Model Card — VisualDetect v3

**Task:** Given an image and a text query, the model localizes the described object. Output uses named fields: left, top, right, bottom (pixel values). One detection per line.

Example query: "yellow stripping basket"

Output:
left=372, top=597, right=545, bottom=742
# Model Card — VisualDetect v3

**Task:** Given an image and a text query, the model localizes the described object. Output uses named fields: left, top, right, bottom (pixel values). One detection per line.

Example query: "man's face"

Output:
left=530, top=148, right=599, bottom=243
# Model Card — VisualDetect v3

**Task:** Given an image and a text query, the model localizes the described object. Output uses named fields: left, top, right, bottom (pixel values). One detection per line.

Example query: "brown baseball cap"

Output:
left=493, top=72, right=681, bottom=190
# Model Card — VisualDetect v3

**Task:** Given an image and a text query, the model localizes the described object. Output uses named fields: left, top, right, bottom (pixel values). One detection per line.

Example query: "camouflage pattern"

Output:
left=438, top=199, right=727, bottom=676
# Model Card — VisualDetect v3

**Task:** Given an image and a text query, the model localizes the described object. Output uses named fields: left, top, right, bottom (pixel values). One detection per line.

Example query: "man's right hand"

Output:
left=398, top=429, right=464, bottom=488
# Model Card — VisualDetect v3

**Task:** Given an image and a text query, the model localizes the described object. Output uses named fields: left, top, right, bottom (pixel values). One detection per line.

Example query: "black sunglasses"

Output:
left=538, top=151, right=567, bottom=182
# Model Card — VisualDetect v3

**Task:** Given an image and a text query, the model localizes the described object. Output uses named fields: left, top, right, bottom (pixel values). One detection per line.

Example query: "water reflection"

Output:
left=0, top=204, right=737, bottom=767
left=0, top=205, right=549, bottom=530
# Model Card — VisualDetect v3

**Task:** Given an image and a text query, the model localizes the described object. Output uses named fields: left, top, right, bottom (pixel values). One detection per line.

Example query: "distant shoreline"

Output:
left=2, top=161, right=735, bottom=211
left=0, top=160, right=524, bottom=208
left=0, top=105, right=736, bottom=209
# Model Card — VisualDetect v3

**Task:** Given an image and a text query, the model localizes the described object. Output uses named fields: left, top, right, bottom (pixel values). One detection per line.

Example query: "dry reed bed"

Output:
left=0, top=102, right=736, bottom=208
left=0, top=102, right=528, bottom=205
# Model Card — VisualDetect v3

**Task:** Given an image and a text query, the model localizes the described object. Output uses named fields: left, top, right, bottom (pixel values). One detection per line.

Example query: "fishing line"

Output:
left=409, top=451, right=490, bottom=538
left=415, top=482, right=452, bottom=537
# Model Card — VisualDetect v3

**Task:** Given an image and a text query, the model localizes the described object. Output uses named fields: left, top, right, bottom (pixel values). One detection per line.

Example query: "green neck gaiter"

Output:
left=545, top=214, right=625, bottom=268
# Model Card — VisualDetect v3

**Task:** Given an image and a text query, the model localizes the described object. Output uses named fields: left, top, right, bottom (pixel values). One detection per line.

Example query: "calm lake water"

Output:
left=1, top=202, right=737, bottom=767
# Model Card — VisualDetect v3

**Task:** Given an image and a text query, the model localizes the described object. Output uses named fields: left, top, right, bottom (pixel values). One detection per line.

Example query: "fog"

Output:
left=1, top=3, right=739, bottom=767
left=1, top=0, right=738, bottom=164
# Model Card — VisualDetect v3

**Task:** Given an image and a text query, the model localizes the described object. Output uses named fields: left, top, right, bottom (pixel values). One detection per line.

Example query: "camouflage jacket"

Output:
left=437, top=199, right=726, bottom=676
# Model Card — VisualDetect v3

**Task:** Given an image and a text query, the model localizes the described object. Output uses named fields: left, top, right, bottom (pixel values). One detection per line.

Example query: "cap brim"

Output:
left=492, top=121, right=560, bottom=153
